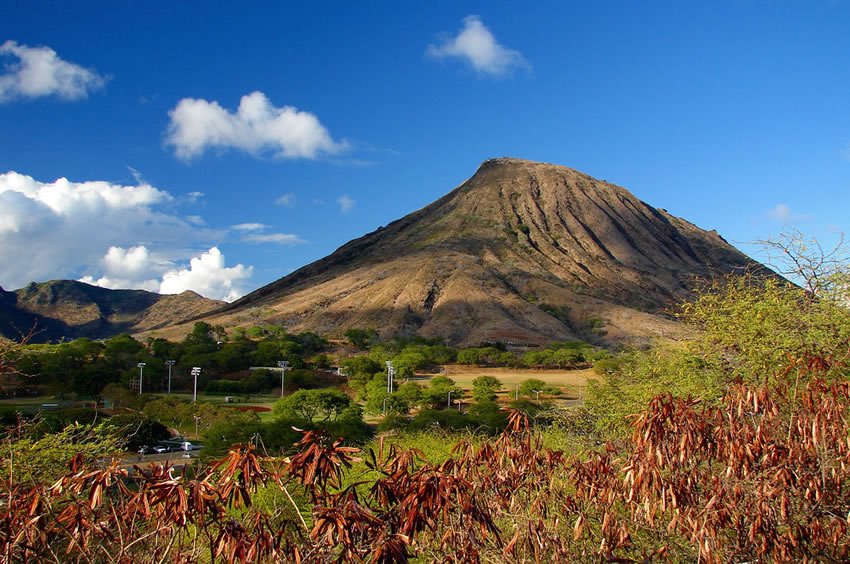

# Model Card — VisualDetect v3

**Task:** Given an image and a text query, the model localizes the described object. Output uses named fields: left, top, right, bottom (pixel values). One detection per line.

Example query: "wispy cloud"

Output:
left=232, top=222, right=268, bottom=232
left=766, top=203, right=812, bottom=224
left=232, top=222, right=302, bottom=245
left=0, top=40, right=107, bottom=102
left=242, top=233, right=303, bottom=245
left=275, top=193, right=296, bottom=206
left=337, top=195, right=355, bottom=213
left=166, top=91, right=347, bottom=160
left=426, top=15, right=530, bottom=77
left=840, top=143, right=850, bottom=162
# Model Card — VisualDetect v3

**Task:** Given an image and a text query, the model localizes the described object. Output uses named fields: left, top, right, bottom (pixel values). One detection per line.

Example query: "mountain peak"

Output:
left=168, top=158, right=758, bottom=346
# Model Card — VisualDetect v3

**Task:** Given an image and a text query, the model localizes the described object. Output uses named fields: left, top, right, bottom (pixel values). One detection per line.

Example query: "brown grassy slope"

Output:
left=154, top=158, right=757, bottom=346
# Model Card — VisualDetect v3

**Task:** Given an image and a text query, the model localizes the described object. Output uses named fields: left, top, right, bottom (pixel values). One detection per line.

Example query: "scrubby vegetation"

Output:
left=2, top=238, right=849, bottom=560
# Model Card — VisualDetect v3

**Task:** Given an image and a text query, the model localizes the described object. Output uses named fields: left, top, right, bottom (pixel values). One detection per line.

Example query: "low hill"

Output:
left=0, top=280, right=223, bottom=343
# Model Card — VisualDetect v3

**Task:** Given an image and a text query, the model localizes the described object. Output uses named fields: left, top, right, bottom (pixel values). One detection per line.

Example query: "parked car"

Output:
left=137, top=445, right=154, bottom=455
left=152, top=445, right=169, bottom=454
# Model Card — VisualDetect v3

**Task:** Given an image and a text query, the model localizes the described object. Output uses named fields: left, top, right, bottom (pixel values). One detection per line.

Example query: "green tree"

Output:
left=395, top=381, right=423, bottom=410
left=345, top=328, right=377, bottom=349
left=421, top=375, right=463, bottom=409
left=518, top=378, right=548, bottom=398
left=273, top=388, right=352, bottom=423
left=467, top=399, right=508, bottom=433
left=391, top=350, right=425, bottom=378
left=471, top=375, right=502, bottom=402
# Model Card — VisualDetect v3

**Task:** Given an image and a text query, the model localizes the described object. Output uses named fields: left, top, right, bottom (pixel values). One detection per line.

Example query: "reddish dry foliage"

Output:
left=1, top=353, right=848, bottom=562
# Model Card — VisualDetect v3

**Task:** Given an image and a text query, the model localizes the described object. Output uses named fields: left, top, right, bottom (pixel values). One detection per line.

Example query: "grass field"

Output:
left=428, top=364, right=597, bottom=395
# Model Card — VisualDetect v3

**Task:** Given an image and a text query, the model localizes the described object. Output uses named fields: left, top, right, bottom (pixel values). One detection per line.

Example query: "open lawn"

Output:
left=432, top=364, right=597, bottom=394
left=0, top=395, right=56, bottom=408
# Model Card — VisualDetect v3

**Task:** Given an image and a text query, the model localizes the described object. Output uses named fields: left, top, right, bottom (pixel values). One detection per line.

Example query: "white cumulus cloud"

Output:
left=159, top=247, right=252, bottom=302
left=81, top=245, right=252, bottom=302
left=0, top=171, right=234, bottom=296
left=0, top=40, right=107, bottom=102
left=426, top=15, right=530, bottom=77
left=337, top=195, right=355, bottom=213
left=166, top=91, right=347, bottom=160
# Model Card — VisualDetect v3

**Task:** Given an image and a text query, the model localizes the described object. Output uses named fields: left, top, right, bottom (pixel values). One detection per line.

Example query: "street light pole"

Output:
left=277, top=360, right=289, bottom=398
left=386, top=361, right=394, bottom=394
left=382, top=397, right=389, bottom=415
left=193, top=415, right=201, bottom=438
left=166, top=360, right=175, bottom=394
left=534, top=390, right=541, bottom=403
left=137, top=362, right=146, bottom=395
left=191, top=367, right=201, bottom=402
left=447, top=390, right=454, bottom=409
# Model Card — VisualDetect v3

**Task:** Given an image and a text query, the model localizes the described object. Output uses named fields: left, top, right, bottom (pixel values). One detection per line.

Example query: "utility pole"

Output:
left=166, top=360, right=175, bottom=394
left=386, top=361, right=394, bottom=394
left=277, top=360, right=290, bottom=397
left=191, top=367, right=201, bottom=402
left=137, top=362, right=146, bottom=395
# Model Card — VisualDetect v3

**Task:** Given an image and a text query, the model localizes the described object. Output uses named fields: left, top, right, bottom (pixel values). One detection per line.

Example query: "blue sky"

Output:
left=1, top=1, right=848, bottom=300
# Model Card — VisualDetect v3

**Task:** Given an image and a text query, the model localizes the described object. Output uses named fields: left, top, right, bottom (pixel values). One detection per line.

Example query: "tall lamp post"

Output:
left=165, top=360, right=175, bottom=394
left=386, top=361, right=394, bottom=394
left=137, top=362, right=146, bottom=395
left=193, top=415, right=201, bottom=438
left=277, top=360, right=289, bottom=398
left=447, top=390, right=454, bottom=409
left=191, top=367, right=201, bottom=402
left=534, top=389, right=542, bottom=403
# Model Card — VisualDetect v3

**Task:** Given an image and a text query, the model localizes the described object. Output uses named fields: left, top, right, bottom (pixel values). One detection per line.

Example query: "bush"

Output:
left=407, top=409, right=472, bottom=432
left=100, top=413, right=170, bottom=451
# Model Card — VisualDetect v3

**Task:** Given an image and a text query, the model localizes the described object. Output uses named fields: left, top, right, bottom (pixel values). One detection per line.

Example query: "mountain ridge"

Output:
left=0, top=280, right=223, bottom=342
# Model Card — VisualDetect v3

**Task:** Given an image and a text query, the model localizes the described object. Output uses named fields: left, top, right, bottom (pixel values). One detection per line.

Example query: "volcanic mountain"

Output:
left=165, top=158, right=759, bottom=346
left=0, top=280, right=223, bottom=343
